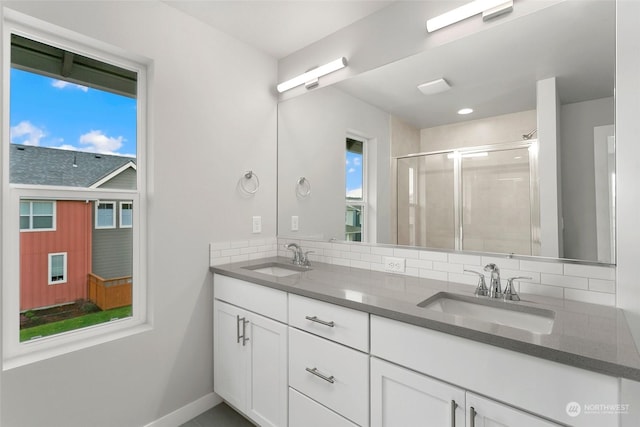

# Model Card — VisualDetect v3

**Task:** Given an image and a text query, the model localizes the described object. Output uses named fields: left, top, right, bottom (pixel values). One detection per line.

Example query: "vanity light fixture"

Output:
left=457, top=107, right=474, bottom=115
left=426, top=0, right=514, bottom=33
left=277, top=57, right=348, bottom=93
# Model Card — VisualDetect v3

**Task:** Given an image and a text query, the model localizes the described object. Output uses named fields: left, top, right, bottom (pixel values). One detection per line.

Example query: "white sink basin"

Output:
left=418, top=292, right=555, bottom=335
left=244, top=263, right=308, bottom=277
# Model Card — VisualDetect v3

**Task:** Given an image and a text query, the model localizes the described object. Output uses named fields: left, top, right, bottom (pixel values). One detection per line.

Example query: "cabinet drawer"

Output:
left=289, top=388, right=359, bottom=427
left=214, top=274, right=287, bottom=322
left=289, top=328, right=369, bottom=426
left=289, top=293, right=369, bottom=351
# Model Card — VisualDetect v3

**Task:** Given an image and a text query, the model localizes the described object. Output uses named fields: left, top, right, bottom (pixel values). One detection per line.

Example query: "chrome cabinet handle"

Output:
left=469, top=406, right=476, bottom=427
left=450, top=400, right=457, bottom=427
left=305, top=367, right=335, bottom=384
left=305, top=315, right=335, bottom=327
left=242, top=318, right=250, bottom=346
left=236, top=315, right=242, bottom=343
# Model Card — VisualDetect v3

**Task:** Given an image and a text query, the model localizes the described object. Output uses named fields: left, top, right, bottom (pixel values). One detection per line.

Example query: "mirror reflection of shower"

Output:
left=395, top=141, right=540, bottom=256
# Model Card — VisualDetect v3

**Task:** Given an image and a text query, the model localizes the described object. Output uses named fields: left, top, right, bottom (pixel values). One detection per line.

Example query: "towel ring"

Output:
left=240, top=171, right=260, bottom=194
left=296, top=177, right=311, bottom=198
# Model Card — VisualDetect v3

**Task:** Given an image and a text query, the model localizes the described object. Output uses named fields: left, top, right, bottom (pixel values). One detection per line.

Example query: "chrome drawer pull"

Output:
left=450, top=400, right=457, bottom=427
left=236, top=315, right=242, bottom=343
left=305, top=315, right=335, bottom=327
left=242, top=318, right=250, bottom=346
left=469, top=406, right=476, bottom=427
left=305, top=367, right=335, bottom=384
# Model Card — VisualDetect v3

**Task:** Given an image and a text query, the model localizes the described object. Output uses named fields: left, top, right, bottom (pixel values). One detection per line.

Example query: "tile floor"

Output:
left=179, top=403, right=255, bottom=427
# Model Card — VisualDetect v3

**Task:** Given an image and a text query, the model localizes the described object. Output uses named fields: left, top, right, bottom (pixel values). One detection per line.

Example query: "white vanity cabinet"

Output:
left=288, top=294, right=370, bottom=427
left=370, top=315, right=619, bottom=427
left=213, top=275, right=288, bottom=427
left=465, top=393, right=560, bottom=427
left=371, top=357, right=559, bottom=427
left=371, top=357, right=465, bottom=427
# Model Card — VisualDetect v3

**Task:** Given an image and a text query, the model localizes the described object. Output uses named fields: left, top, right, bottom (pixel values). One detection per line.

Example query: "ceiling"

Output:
left=163, top=0, right=615, bottom=130
left=334, top=0, right=615, bottom=129
left=163, top=0, right=395, bottom=59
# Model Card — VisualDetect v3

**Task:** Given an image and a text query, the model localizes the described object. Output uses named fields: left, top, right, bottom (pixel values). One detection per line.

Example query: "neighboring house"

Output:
left=11, top=144, right=136, bottom=311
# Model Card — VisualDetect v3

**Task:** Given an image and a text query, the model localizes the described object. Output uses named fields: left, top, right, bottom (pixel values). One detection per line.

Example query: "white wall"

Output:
left=0, top=1, right=277, bottom=426
left=616, top=0, right=640, bottom=347
left=560, top=97, right=614, bottom=262
left=277, top=85, right=390, bottom=243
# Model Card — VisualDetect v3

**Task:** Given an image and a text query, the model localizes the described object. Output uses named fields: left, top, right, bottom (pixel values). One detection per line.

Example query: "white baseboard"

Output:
left=144, top=392, right=222, bottom=427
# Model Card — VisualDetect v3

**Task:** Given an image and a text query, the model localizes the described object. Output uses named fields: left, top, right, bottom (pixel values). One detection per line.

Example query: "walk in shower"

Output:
left=395, top=141, right=540, bottom=256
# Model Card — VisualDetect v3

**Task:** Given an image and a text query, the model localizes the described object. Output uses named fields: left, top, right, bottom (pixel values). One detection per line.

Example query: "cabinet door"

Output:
left=213, top=300, right=248, bottom=411
left=246, top=311, right=288, bottom=427
left=371, top=357, right=465, bottom=427
left=466, top=393, right=561, bottom=427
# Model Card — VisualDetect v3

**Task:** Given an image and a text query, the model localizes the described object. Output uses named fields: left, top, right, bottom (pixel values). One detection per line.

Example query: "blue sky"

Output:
left=10, top=68, right=137, bottom=157
left=346, top=151, right=363, bottom=199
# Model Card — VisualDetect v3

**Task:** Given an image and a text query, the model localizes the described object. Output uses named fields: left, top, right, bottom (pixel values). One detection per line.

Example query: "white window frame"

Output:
left=48, top=252, right=67, bottom=285
left=346, top=135, right=368, bottom=242
left=95, top=201, right=116, bottom=229
left=1, top=10, right=150, bottom=369
left=19, top=200, right=56, bottom=232
left=119, top=201, right=133, bottom=228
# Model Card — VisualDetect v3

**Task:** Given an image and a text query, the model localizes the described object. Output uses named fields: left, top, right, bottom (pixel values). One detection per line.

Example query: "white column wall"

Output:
left=616, top=0, right=640, bottom=347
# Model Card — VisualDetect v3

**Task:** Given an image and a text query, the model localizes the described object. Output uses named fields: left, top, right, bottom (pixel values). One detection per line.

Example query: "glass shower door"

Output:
left=396, top=153, right=455, bottom=249
left=460, top=148, right=533, bottom=255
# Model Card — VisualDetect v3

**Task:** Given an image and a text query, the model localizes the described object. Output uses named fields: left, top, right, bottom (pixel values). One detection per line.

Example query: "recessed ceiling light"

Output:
left=458, top=108, right=474, bottom=115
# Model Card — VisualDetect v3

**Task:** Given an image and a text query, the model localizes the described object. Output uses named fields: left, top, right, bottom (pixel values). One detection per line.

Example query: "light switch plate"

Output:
left=384, top=257, right=405, bottom=273
left=252, top=216, right=261, bottom=233
left=291, top=215, right=299, bottom=231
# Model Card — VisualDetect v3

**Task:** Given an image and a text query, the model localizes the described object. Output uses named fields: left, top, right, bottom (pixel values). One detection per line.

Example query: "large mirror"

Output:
left=278, top=0, right=615, bottom=264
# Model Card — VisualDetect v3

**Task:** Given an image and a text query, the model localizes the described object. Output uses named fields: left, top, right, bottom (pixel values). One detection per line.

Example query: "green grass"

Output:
left=20, top=306, right=132, bottom=342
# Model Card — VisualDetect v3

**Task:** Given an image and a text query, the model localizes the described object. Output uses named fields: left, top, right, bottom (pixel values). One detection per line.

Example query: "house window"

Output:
left=120, top=202, right=133, bottom=228
left=96, top=202, right=116, bottom=229
left=3, top=18, right=148, bottom=365
left=48, top=253, right=67, bottom=285
left=346, top=137, right=365, bottom=242
left=20, top=200, right=56, bottom=231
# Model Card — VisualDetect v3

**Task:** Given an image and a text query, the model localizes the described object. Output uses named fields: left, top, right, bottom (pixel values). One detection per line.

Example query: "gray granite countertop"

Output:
left=211, top=257, right=640, bottom=381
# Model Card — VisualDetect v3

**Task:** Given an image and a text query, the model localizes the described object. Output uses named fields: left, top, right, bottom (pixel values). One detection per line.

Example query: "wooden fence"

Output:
left=87, top=273, right=132, bottom=310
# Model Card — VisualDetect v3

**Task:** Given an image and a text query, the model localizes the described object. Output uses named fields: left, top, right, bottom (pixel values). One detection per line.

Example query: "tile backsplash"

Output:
left=209, top=237, right=278, bottom=266
left=209, top=237, right=616, bottom=307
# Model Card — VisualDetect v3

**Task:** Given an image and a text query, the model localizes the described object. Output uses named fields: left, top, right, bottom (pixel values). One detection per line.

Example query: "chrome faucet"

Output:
left=286, top=243, right=312, bottom=267
left=503, top=276, right=532, bottom=301
left=464, top=270, right=488, bottom=297
left=484, top=263, right=502, bottom=298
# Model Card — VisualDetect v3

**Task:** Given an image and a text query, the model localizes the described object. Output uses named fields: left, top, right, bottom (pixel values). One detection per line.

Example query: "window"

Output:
left=346, top=137, right=365, bottom=241
left=120, top=202, right=133, bottom=228
left=96, top=202, right=116, bottom=229
left=20, top=200, right=56, bottom=231
left=3, top=17, right=147, bottom=366
left=48, top=253, right=67, bottom=284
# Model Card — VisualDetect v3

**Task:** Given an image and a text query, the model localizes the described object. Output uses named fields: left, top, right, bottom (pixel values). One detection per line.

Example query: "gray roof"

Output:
left=10, top=144, right=136, bottom=188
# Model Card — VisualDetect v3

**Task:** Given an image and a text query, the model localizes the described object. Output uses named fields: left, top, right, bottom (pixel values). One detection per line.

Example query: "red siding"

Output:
left=20, top=201, right=92, bottom=311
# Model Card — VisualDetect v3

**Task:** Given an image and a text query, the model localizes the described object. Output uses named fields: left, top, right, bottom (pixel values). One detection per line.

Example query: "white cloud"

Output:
left=347, top=188, right=362, bottom=198
left=10, top=121, right=45, bottom=146
left=353, top=157, right=361, bottom=166
left=52, top=80, right=89, bottom=92
left=348, top=167, right=356, bottom=173
left=78, top=130, right=125, bottom=155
